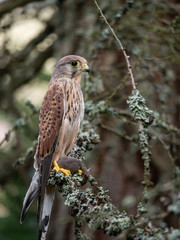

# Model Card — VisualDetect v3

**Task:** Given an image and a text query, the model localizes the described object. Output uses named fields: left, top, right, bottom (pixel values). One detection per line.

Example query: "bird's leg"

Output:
left=53, top=160, right=70, bottom=177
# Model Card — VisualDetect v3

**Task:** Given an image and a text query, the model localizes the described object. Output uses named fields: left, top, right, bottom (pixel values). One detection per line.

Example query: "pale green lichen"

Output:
left=48, top=171, right=131, bottom=237
left=13, top=118, right=26, bottom=129
left=127, top=90, right=154, bottom=209
left=85, top=100, right=107, bottom=120
left=68, top=120, right=100, bottom=159
left=137, top=202, right=147, bottom=214
left=127, top=89, right=154, bottom=126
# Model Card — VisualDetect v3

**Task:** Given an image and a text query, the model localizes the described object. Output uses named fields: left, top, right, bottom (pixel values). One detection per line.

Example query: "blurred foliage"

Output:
left=0, top=0, right=180, bottom=239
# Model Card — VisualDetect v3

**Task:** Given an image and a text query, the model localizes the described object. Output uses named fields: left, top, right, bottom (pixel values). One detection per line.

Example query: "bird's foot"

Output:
left=53, top=162, right=70, bottom=177
left=78, top=169, right=82, bottom=174
left=57, top=157, right=90, bottom=185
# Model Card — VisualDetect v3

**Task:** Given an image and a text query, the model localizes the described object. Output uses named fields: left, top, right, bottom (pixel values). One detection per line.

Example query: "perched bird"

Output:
left=20, top=55, right=90, bottom=240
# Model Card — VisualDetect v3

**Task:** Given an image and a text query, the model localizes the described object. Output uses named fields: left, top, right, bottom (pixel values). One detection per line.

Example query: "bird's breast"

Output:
left=64, top=81, right=84, bottom=124
left=55, top=80, right=84, bottom=157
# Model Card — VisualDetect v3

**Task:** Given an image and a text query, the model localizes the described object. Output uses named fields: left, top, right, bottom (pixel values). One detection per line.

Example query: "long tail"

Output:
left=38, top=186, right=55, bottom=240
left=20, top=169, right=55, bottom=240
left=38, top=152, right=56, bottom=239
left=20, top=151, right=55, bottom=239
left=20, top=170, right=40, bottom=223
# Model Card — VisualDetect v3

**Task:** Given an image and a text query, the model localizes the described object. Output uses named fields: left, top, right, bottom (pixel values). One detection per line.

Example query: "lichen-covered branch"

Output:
left=92, top=0, right=155, bottom=219
left=127, top=90, right=154, bottom=127
left=48, top=171, right=131, bottom=237
left=85, top=100, right=180, bottom=136
left=127, top=90, right=154, bottom=206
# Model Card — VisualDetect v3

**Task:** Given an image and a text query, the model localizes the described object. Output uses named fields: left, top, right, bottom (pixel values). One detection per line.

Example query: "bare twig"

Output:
left=151, top=129, right=175, bottom=167
left=93, top=0, right=136, bottom=90
left=100, top=124, right=137, bottom=143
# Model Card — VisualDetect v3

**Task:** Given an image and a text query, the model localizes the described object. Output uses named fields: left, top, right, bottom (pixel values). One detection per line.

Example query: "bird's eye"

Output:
left=70, top=61, right=79, bottom=67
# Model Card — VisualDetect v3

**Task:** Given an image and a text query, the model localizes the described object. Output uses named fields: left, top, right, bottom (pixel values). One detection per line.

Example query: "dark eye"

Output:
left=70, top=61, right=80, bottom=67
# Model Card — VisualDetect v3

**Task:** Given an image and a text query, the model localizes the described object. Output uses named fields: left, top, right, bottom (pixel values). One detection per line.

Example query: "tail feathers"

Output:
left=20, top=171, right=40, bottom=223
left=37, top=151, right=54, bottom=221
left=38, top=186, right=55, bottom=240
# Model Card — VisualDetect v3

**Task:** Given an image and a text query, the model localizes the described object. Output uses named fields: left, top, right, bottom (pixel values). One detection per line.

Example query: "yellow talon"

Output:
left=53, top=161, right=70, bottom=177
left=59, top=168, right=70, bottom=177
left=78, top=169, right=82, bottom=174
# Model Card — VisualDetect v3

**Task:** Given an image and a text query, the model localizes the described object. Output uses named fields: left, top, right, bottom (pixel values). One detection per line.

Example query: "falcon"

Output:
left=20, top=55, right=90, bottom=240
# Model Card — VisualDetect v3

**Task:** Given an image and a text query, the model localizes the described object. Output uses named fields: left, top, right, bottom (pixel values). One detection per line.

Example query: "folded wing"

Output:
left=20, top=82, right=65, bottom=229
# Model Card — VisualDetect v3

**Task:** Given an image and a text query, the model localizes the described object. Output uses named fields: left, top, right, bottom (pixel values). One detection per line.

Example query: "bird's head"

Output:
left=54, top=55, right=90, bottom=81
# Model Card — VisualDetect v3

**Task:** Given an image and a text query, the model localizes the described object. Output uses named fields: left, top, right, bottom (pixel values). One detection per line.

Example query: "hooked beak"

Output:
left=82, top=63, right=90, bottom=73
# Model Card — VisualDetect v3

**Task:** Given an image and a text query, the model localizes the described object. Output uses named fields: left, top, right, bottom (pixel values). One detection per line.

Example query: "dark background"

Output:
left=0, top=0, right=180, bottom=239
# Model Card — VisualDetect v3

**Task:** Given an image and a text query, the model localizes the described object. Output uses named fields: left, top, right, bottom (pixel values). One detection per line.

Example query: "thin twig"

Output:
left=93, top=0, right=136, bottom=90
left=100, top=124, right=137, bottom=143
left=0, top=107, right=39, bottom=148
left=151, top=129, right=175, bottom=167
left=106, top=75, right=128, bottom=102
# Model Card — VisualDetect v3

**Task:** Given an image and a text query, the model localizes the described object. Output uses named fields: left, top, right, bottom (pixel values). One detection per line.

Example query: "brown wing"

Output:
left=20, top=83, right=65, bottom=223
left=34, top=82, right=64, bottom=170
left=34, top=82, right=65, bottom=219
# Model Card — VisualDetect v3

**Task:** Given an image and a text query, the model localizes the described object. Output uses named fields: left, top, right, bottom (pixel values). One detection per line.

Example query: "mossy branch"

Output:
left=127, top=89, right=154, bottom=207
left=48, top=171, right=131, bottom=237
